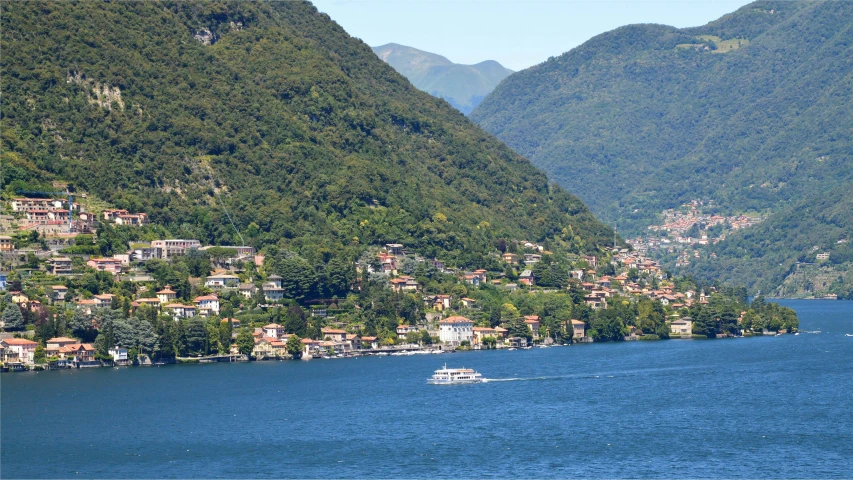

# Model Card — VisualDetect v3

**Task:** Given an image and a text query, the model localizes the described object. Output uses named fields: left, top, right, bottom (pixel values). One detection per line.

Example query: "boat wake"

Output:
left=481, top=376, right=563, bottom=383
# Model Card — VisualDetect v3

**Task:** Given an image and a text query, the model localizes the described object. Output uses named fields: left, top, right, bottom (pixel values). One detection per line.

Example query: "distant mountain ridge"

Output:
left=471, top=0, right=853, bottom=294
left=372, top=43, right=513, bottom=114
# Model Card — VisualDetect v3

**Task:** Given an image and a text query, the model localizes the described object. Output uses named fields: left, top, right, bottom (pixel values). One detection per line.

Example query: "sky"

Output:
left=311, top=0, right=754, bottom=71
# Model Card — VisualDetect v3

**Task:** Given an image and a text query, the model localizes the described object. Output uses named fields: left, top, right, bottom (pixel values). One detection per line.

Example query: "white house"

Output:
left=109, top=347, right=128, bottom=363
left=396, top=324, right=419, bottom=339
left=1, top=338, right=38, bottom=364
left=204, top=274, right=240, bottom=289
left=164, top=304, right=196, bottom=319
left=670, top=317, right=693, bottom=336
left=438, top=316, right=473, bottom=346
left=193, top=295, right=220, bottom=316
left=263, top=285, right=285, bottom=301
left=263, top=323, right=286, bottom=339
left=157, top=285, right=177, bottom=304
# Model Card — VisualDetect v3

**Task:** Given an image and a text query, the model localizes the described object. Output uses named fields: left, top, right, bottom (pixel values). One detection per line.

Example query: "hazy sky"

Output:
left=311, top=0, right=754, bottom=71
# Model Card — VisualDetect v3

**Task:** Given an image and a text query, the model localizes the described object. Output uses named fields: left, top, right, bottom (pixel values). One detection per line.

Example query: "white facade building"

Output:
left=439, top=316, right=474, bottom=346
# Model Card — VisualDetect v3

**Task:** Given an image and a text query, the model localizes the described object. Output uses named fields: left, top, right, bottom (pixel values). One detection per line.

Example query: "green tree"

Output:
left=283, top=305, right=308, bottom=337
left=286, top=334, right=303, bottom=359
left=236, top=329, right=255, bottom=356
left=2, top=304, right=25, bottom=331
left=33, top=344, right=46, bottom=364
left=405, top=330, right=421, bottom=345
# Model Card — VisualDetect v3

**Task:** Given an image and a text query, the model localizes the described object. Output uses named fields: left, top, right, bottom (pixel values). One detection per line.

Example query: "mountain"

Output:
left=0, top=0, right=615, bottom=267
left=471, top=0, right=853, bottom=291
left=372, top=43, right=513, bottom=115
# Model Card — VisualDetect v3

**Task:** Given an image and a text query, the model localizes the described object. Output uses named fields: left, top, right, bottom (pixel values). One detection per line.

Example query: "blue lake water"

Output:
left=2, top=299, right=852, bottom=478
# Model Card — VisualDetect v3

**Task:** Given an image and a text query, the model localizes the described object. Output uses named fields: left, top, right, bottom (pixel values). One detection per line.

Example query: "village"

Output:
left=0, top=194, right=795, bottom=372
left=628, top=199, right=763, bottom=267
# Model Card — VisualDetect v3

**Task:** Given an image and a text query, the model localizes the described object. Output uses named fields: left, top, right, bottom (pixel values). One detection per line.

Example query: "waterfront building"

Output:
left=439, top=316, right=473, bottom=346
left=1, top=338, right=38, bottom=364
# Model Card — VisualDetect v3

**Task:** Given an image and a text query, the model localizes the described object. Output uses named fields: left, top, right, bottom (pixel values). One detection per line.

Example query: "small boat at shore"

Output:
left=427, top=364, right=483, bottom=384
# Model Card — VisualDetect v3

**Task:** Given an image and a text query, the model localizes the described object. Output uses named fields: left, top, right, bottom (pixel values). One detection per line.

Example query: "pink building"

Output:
left=87, top=258, right=122, bottom=274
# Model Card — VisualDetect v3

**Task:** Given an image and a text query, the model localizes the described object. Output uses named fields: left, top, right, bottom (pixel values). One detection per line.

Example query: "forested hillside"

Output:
left=471, top=0, right=853, bottom=292
left=472, top=0, right=853, bottom=230
left=684, top=184, right=853, bottom=297
left=1, top=1, right=615, bottom=267
left=372, top=43, right=513, bottom=114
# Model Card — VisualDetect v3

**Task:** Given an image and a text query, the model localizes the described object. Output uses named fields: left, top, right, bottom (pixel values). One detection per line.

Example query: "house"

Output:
left=263, top=323, right=286, bottom=339
left=472, top=326, right=496, bottom=344
left=524, top=315, right=541, bottom=338
left=151, top=239, right=201, bottom=260
left=115, top=213, right=149, bottom=226
left=204, top=273, right=240, bottom=289
left=103, top=209, right=130, bottom=221
left=199, top=245, right=256, bottom=257
left=109, top=347, right=129, bottom=364
left=433, top=294, right=452, bottom=310
left=385, top=243, right=404, bottom=255
left=584, top=295, right=606, bottom=309
left=519, top=270, right=535, bottom=286
left=1, top=338, right=38, bottom=364
left=238, top=283, right=257, bottom=299
left=301, top=338, right=321, bottom=356
left=94, top=293, right=115, bottom=307
left=69, top=343, right=96, bottom=363
left=396, top=324, right=419, bottom=340
left=0, top=235, right=13, bottom=252
left=87, top=257, right=123, bottom=275
left=164, top=304, right=196, bottom=319
left=321, top=328, right=347, bottom=342
left=523, top=254, right=541, bottom=265
left=131, top=297, right=162, bottom=311
left=360, top=336, right=379, bottom=349
left=389, top=276, right=419, bottom=292
left=670, top=317, right=693, bottom=336
left=570, top=320, right=586, bottom=340
left=45, top=337, right=78, bottom=349
left=348, top=335, right=362, bottom=350
left=430, top=259, right=445, bottom=272
left=263, top=285, right=285, bottom=301
left=50, top=285, right=68, bottom=303
left=494, top=326, right=508, bottom=340
left=267, top=275, right=283, bottom=288
left=460, top=297, right=477, bottom=309
left=156, top=285, right=177, bottom=304
left=12, top=197, right=59, bottom=212
left=502, top=253, right=519, bottom=264
left=253, top=337, right=288, bottom=358
left=50, top=257, right=73, bottom=275
left=194, top=295, right=220, bottom=316
left=581, top=255, right=598, bottom=269
left=438, top=316, right=473, bottom=345
left=507, top=336, right=528, bottom=348
left=463, top=274, right=482, bottom=287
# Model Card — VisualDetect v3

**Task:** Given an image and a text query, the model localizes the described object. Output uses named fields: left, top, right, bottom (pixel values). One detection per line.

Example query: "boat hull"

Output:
left=427, top=378, right=483, bottom=385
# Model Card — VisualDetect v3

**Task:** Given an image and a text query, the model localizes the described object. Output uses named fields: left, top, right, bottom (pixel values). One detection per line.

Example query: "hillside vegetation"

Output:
left=372, top=43, right=513, bottom=114
left=471, top=0, right=853, bottom=292
left=0, top=1, right=615, bottom=267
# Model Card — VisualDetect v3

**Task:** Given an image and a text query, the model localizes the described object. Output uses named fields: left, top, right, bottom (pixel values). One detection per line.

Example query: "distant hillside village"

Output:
left=0, top=195, right=798, bottom=371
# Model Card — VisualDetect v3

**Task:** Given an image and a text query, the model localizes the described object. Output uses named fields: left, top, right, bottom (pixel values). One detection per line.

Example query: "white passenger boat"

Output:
left=427, top=364, right=483, bottom=384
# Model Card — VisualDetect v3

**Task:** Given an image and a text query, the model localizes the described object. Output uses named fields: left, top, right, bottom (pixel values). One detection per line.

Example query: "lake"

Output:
left=2, top=299, right=852, bottom=478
